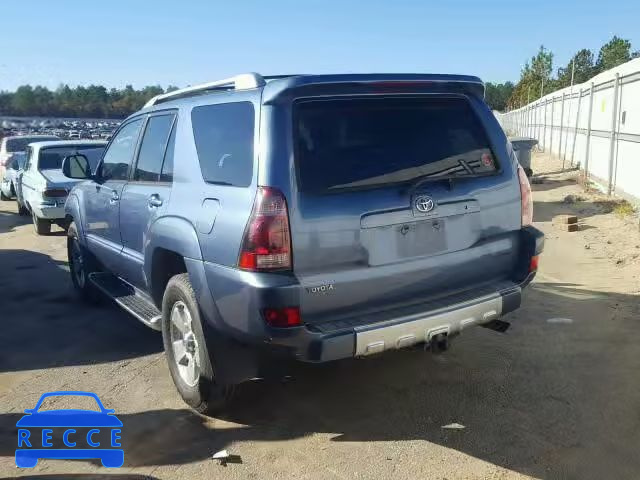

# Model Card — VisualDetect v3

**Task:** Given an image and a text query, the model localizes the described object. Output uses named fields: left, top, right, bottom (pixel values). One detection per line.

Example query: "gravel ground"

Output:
left=1, top=152, right=639, bottom=480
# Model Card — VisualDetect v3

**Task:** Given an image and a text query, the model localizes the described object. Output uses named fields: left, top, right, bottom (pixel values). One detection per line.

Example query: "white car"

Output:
left=21, top=140, right=106, bottom=234
left=0, top=135, right=59, bottom=181
left=0, top=152, right=26, bottom=200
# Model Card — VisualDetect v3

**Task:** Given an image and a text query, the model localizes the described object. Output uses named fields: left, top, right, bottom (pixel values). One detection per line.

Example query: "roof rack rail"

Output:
left=144, top=73, right=267, bottom=108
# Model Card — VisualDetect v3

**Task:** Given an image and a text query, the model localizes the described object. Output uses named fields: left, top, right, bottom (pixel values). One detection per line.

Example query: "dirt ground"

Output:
left=1, top=152, right=639, bottom=480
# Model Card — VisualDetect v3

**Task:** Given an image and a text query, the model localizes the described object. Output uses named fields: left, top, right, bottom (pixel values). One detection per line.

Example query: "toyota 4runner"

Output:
left=62, top=73, right=544, bottom=413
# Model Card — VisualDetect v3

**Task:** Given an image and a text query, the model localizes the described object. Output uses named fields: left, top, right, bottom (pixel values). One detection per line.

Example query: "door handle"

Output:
left=109, top=191, right=120, bottom=205
left=148, top=194, right=163, bottom=208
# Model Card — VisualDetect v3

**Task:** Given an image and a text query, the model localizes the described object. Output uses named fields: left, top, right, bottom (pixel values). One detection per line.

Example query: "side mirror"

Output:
left=62, top=154, right=92, bottom=179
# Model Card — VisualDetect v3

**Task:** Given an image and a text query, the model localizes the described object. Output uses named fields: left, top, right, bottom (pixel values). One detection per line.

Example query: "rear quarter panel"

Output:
left=159, top=91, right=262, bottom=268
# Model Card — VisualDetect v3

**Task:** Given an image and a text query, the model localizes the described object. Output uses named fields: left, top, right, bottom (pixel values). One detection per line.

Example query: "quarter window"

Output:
left=191, top=102, right=254, bottom=187
left=101, top=119, right=143, bottom=181
left=134, top=114, right=176, bottom=182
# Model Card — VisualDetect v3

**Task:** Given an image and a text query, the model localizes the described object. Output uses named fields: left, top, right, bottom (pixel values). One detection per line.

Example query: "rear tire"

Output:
left=32, top=211, right=51, bottom=235
left=162, top=273, right=235, bottom=414
left=67, top=221, right=101, bottom=303
left=18, top=201, right=29, bottom=216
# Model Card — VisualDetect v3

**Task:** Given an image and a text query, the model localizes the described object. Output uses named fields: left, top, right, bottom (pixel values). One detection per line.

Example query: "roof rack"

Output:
left=144, top=73, right=267, bottom=108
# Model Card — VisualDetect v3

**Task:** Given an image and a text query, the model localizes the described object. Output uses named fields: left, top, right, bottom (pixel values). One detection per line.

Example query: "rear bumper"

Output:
left=200, top=226, right=544, bottom=364
left=287, top=283, right=522, bottom=362
left=31, top=203, right=66, bottom=220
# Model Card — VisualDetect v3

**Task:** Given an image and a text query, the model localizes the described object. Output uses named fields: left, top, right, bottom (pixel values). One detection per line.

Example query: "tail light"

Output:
left=43, top=188, right=68, bottom=198
left=263, top=307, right=301, bottom=328
left=529, top=255, right=539, bottom=272
left=238, top=186, right=292, bottom=271
left=518, top=166, right=533, bottom=226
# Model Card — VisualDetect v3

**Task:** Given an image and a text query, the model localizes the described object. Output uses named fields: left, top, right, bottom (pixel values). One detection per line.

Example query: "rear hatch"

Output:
left=273, top=84, right=522, bottom=325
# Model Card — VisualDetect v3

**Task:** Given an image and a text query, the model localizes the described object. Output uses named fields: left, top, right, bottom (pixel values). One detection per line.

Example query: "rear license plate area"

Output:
left=363, top=219, right=447, bottom=266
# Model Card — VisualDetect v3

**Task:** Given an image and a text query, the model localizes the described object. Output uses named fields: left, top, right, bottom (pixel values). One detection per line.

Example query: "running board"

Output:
left=89, top=272, right=162, bottom=331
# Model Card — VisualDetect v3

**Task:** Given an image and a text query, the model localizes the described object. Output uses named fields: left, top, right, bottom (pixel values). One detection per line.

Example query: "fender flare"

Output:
left=143, top=216, right=203, bottom=286
left=64, top=194, right=86, bottom=245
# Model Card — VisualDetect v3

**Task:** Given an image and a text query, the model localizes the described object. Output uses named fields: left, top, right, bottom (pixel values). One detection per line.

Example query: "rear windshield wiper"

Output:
left=407, top=159, right=474, bottom=195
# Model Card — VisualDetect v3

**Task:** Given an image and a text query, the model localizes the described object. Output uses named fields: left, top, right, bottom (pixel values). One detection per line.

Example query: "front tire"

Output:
left=67, top=221, right=100, bottom=303
left=162, top=273, right=235, bottom=414
left=32, top=211, right=51, bottom=235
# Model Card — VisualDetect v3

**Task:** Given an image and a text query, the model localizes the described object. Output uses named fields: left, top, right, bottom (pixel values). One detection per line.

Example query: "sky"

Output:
left=1, top=0, right=639, bottom=91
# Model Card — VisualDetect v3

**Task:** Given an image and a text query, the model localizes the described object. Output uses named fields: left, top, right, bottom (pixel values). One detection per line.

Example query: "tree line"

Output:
left=0, top=35, right=637, bottom=118
left=0, top=84, right=178, bottom=119
left=486, top=35, right=639, bottom=112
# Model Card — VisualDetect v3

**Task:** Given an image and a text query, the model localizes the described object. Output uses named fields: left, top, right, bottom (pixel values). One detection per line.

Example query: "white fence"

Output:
left=496, top=58, right=640, bottom=203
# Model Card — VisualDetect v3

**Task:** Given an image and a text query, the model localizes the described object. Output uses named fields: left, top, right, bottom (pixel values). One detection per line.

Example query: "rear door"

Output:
left=287, top=94, right=521, bottom=324
left=118, top=112, right=177, bottom=289
left=85, top=118, right=144, bottom=272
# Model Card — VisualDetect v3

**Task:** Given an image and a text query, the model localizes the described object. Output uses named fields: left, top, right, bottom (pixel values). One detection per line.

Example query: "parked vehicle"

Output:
left=0, top=152, right=26, bottom=200
left=22, top=140, right=106, bottom=234
left=0, top=134, right=59, bottom=182
left=62, top=73, right=544, bottom=413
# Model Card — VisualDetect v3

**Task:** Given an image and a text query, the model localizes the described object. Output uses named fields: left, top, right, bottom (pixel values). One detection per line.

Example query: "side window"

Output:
left=160, top=122, right=176, bottom=183
left=191, top=102, right=254, bottom=187
left=134, top=114, right=176, bottom=182
left=101, top=119, right=143, bottom=181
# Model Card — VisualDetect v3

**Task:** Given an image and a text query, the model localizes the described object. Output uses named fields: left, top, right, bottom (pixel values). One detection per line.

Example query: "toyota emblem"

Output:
left=415, top=195, right=435, bottom=213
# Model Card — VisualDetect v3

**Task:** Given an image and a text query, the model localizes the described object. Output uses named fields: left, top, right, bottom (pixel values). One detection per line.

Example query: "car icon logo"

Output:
left=414, top=195, right=435, bottom=213
left=15, top=391, right=123, bottom=468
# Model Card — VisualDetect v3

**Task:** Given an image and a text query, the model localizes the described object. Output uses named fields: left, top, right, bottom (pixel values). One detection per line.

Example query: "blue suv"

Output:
left=62, top=73, right=543, bottom=413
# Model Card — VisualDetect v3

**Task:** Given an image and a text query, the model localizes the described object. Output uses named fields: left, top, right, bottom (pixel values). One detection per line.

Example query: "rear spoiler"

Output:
left=262, top=74, right=485, bottom=104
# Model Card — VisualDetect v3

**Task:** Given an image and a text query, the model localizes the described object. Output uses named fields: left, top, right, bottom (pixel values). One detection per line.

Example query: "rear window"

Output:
left=38, top=146, right=105, bottom=171
left=6, top=136, right=59, bottom=152
left=191, top=102, right=255, bottom=187
left=294, top=97, right=497, bottom=192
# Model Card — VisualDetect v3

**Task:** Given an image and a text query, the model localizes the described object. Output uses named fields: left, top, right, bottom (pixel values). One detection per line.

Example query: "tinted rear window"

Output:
left=191, top=102, right=255, bottom=187
left=39, top=146, right=105, bottom=171
left=6, top=136, right=59, bottom=152
left=294, top=97, right=497, bottom=192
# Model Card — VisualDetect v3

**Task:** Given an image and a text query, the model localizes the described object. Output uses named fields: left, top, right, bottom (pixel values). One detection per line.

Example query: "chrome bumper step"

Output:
left=354, top=293, right=505, bottom=356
